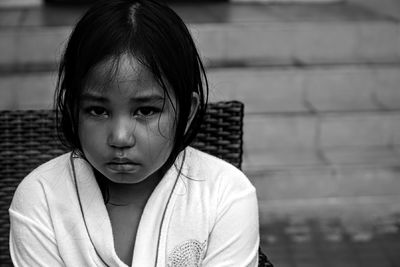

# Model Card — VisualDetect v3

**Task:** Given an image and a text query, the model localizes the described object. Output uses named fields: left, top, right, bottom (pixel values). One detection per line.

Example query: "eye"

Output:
left=136, top=107, right=160, bottom=117
left=86, top=106, right=108, bottom=117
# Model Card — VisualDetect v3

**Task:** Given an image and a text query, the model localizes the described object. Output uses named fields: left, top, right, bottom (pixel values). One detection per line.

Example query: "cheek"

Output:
left=143, top=109, right=176, bottom=137
left=143, top=122, right=173, bottom=150
left=157, top=113, right=176, bottom=144
left=141, top=116, right=175, bottom=155
left=78, top=119, right=104, bottom=152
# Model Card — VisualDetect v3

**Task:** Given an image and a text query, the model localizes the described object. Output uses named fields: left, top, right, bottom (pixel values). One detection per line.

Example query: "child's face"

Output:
left=78, top=55, right=176, bottom=184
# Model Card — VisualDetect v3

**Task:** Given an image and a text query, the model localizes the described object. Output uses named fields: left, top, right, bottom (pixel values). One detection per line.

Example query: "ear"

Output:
left=185, top=92, right=200, bottom=134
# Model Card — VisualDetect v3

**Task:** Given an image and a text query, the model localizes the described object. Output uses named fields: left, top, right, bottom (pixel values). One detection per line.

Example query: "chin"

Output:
left=107, top=174, right=146, bottom=184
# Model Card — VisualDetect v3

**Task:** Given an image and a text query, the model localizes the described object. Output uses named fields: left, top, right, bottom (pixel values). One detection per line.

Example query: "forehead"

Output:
left=83, top=55, right=164, bottom=97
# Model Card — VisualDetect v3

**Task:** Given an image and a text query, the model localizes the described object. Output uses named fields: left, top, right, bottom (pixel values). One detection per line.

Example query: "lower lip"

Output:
left=106, top=163, right=139, bottom=172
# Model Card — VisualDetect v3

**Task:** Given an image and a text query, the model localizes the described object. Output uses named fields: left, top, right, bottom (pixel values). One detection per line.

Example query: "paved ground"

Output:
left=261, top=215, right=400, bottom=266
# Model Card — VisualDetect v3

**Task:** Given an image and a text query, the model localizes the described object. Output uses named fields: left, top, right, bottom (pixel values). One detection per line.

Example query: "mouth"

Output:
left=106, top=158, right=139, bottom=172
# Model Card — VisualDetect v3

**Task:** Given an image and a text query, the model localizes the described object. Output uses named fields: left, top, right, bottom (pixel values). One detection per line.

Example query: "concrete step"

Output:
left=253, top=165, right=400, bottom=225
left=350, top=0, right=400, bottom=21
left=258, top=194, right=400, bottom=227
left=0, top=2, right=399, bottom=71
left=0, top=71, right=57, bottom=110
left=249, top=163, right=400, bottom=201
left=1, top=64, right=400, bottom=112
left=209, top=64, right=400, bottom=113
left=247, top=155, right=400, bottom=224
left=243, top=112, right=400, bottom=170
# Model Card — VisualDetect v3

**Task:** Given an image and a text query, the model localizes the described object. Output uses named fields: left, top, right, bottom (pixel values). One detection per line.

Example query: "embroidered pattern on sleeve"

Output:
left=167, top=239, right=207, bottom=267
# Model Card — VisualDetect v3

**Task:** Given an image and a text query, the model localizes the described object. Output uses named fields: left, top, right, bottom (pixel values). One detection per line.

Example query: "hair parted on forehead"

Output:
left=55, top=0, right=208, bottom=170
left=128, top=2, right=140, bottom=27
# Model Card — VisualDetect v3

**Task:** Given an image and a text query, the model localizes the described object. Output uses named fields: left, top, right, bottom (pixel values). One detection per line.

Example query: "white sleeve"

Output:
left=9, top=175, right=65, bottom=267
left=202, top=173, right=260, bottom=267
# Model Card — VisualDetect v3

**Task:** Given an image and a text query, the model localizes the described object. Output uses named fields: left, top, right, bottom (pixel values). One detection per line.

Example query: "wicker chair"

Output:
left=0, top=101, right=272, bottom=266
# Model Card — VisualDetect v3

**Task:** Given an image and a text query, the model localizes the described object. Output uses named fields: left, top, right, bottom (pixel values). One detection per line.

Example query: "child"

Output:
left=9, top=0, right=260, bottom=266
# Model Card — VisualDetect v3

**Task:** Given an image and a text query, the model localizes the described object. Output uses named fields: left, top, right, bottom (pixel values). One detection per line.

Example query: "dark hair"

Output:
left=55, top=0, right=208, bottom=176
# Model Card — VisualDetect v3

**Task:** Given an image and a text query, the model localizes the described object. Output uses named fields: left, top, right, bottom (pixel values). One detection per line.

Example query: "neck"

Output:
left=95, top=170, right=163, bottom=207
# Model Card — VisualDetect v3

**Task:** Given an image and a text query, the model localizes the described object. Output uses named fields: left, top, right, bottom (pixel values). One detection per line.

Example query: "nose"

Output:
left=107, top=117, right=136, bottom=149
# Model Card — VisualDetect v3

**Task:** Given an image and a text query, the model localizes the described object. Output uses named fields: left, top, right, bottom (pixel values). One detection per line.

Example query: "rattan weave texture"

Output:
left=0, top=101, right=244, bottom=266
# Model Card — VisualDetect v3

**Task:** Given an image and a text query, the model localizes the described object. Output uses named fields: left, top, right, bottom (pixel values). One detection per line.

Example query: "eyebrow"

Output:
left=80, top=93, right=108, bottom=103
left=80, top=92, right=165, bottom=104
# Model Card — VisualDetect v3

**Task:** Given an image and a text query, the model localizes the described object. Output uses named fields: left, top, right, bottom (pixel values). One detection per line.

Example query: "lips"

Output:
left=106, top=158, right=139, bottom=172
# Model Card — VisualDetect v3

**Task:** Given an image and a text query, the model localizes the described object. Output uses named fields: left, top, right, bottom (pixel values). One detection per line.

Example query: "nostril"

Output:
left=108, top=138, right=135, bottom=149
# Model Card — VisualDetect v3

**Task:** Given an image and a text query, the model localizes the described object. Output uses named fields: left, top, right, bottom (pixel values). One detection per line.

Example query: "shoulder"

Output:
left=182, top=147, right=255, bottom=195
left=10, top=152, right=72, bottom=215
left=181, top=148, right=258, bottom=234
left=15, top=152, right=72, bottom=190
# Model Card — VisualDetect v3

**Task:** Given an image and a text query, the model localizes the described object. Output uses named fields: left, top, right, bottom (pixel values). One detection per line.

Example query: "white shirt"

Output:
left=9, top=147, right=259, bottom=267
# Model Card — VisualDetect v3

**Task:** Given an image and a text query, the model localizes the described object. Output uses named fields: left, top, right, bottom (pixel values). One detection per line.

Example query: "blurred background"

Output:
left=1, top=0, right=400, bottom=266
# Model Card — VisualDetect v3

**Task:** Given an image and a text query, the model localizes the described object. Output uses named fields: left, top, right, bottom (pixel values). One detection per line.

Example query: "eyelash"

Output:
left=84, top=106, right=161, bottom=118
left=86, top=106, right=108, bottom=117
left=136, top=107, right=160, bottom=117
